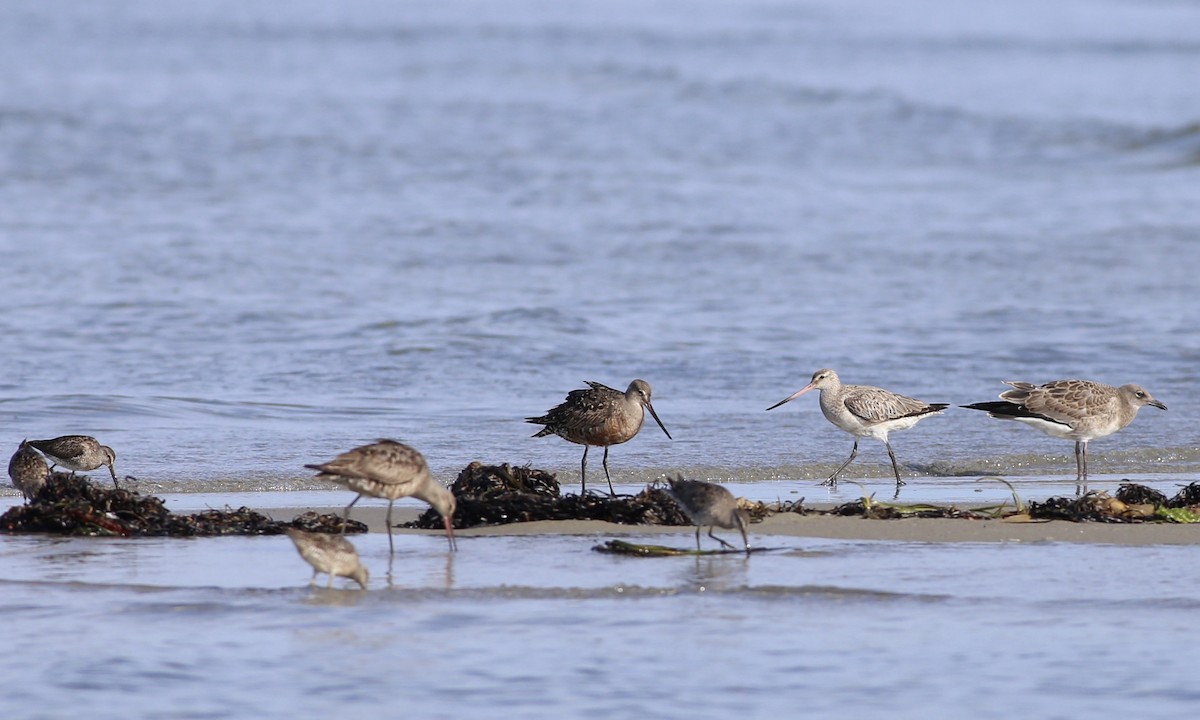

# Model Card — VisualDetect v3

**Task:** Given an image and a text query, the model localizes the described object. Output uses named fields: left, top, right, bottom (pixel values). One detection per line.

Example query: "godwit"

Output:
left=285, top=528, right=369, bottom=589
left=663, top=476, right=750, bottom=553
left=961, top=379, right=1167, bottom=491
left=526, top=379, right=671, bottom=496
left=28, top=435, right=118, bottom=488
left=8, top=440, right=50, bottom=502
left=767, top=368, right=948, bottom=493
left=306, top=439, right=456, bottom=554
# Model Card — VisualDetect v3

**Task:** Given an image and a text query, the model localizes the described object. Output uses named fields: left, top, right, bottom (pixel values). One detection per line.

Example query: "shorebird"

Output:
left=767, top=368, right=948, bottom=492
left=8, top=440, right=50, bottom=503
left=961, top=379, right=1167, bottom=490
left=305, top=440, right=456, bottom=554
left=526, top=379, right=671, bottom=496
left=28, top=435, right=119, bottom=488
left=663, top=476, right=750, bottom=553
left=285, top=528, right=369, bottom=589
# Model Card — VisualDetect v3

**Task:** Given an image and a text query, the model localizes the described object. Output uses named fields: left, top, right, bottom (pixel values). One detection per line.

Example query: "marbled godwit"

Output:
left=526, top=379, right=671, bottom=496
left=962, top=379, right=1167, bottom=491
left=8, top=440, right=50, bottom=502
left=28, top=435, right=118, bottom=488
left=767, top=368, right=948, bottom=492
left=663, top=476, right=749, bottom=553
left=305, top=439, right=456, bottom=554
left=285, top=528, right=369, bottom=589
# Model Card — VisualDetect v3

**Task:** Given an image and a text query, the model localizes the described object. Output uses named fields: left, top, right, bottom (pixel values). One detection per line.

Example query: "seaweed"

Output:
left=408, top=462, right=691, bottom=529
left=592, top=539, right=776, bottom=556
left=1115, top=483, right=1168, bottom=506
left=1, top=473, right=359, bottom=537
left=1168, top=482, right=1200, bottom=508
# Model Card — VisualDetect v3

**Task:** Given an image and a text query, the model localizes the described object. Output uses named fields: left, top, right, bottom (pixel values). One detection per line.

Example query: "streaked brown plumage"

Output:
left=663, top=476, right=749, bottom=553
left=526, top=379, right=671, bottom=496
left=962, top=379, right=1167, bottom=490
left=8, top=439, right=50, bottom=502
left=28, top=435, right=118, bottom=488
left=767, top=368, right=947, bottom=493
left=286, top=528, right=369, bottom=589
left=306, top=439, right=456, bottom=554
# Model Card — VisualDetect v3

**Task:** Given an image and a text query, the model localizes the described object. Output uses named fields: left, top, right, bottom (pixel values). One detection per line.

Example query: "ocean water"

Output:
left=2, top=0, right=1199, bottom=717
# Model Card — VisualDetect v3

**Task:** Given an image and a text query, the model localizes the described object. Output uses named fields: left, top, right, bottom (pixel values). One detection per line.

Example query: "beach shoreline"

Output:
left=259, top=504, right=1200, bottom=546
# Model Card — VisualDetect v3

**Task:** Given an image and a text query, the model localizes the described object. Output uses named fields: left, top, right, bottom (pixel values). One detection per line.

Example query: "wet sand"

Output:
left=262, top=504, right=1200, bottom=546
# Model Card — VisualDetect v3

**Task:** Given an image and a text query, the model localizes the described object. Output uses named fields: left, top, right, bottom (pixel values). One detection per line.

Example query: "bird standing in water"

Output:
left=663, top=476, right=750, bottom=553
left=767, top=368, right=947, bottom=494
left=527, top=379, right=671, bottom=496
left=306, top=439, right=456, bottom=555
left=962, top=379, right=1166, bottom=492
left=285, top=528, right=369, bottom=590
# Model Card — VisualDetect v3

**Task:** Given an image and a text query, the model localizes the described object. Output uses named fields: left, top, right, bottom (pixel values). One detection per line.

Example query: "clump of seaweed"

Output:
left=1026, top=493, right=1128, bottom=523
left=408, top=462, right=692, bottom=529
left=1167, top=482, right=1200, bottom=508
left=1, top=473, right=358, bottom=537
left=1115, top=483, right=1168, bottom=506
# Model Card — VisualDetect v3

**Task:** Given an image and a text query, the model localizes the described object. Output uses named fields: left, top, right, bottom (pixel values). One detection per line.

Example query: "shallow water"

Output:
left=2, top=0, right=1199, bottom=489
left=2, top=523, right=1199, bottom=720
left=3, top=0, right=1200, bottom=717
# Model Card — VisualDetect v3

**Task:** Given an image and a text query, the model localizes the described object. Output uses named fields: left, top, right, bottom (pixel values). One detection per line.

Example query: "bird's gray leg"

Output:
left=1075, top=441, right=1088, bottom=495
left=695, top=526, right=702, bottom=551
left=341, top=494, right=362, bottom=535
left=580, top=446, right=589, bottom=495
left=824, top=440, right=859, bottom=486
left=309, top=570, right=318, bottom=587
left=708, top=527, right=736, bottom=551
left=327, top=571, right=334, bottom=590
left=385, top=500, right=395, bottom=556
left=884, top=440, right=906, bottom=493
left=602, top=447, right=615, bottom=497
left=735, top=515, right=750, bottom=553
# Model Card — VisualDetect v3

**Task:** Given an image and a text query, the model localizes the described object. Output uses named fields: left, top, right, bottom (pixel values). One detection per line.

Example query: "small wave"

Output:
left=1121, top=120, right=1200, bottom=167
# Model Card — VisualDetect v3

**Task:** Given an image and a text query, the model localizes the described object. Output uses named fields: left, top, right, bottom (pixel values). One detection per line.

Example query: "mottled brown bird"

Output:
left=28, top=435, right=118, bottom=488
left=962, top=379, right=1166, bottom=490
left=286, top=528, right=369, bottom=590
left=306, top=440, right=456, bottom=554
left=527, top=379, right=671, bottom=496
left=8, top=440, right=50, bottom=502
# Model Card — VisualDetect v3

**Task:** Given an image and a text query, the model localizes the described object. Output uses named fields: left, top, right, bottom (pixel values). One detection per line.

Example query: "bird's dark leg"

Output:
left=602, top=447, right=616, bottom=497
left=708, top=527, right=736, bottom=550
left=341, top=494, right=362, bottom=535
left=824, top=440, right=859, bottom=487
left=885, top=440, right=906, bottom=498
left=580, top=446, right=589, bottom=495
left=694, top=526, right=702, bottom=551
left=735, top=515, right=750, bottom=553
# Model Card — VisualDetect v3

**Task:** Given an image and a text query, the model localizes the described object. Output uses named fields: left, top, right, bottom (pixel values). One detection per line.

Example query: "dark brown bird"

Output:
left=306, top=440, right=456, bottom=555
left=285, top=528, right=369, bottom=590
left=28, top=435, right=118, bottom=488
left=8, top=440, right=50, bottom=502
left=663, top=476, right=750, bottom=553
left=527, top=379, right=671, bottom=496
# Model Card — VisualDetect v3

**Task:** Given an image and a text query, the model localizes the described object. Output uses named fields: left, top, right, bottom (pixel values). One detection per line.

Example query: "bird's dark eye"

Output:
left=1136, top=391, right=1145, bottom=398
